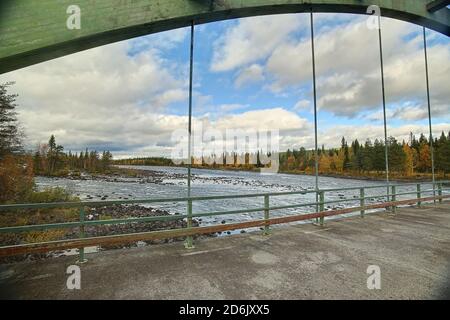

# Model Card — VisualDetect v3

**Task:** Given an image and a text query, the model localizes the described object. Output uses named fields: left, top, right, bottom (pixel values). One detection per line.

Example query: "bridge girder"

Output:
left=427, top=0, right=450, bottom=13
left=0, top=0, right=449, bottom=74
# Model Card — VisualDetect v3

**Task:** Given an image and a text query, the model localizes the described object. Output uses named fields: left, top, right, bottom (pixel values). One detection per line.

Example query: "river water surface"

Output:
left=35, top=166, right=429, bottom=230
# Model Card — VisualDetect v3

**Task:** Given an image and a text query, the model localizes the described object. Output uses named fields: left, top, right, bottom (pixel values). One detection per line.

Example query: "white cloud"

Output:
left=261, top=16, right=450, bottom=118
left=213, top=107, right=310, bottom=132
left=293, top=99, right=310, bottom=112
left=211, top=14, right=304, bottom=72
left=192, top=108, right=312, bottom=154
left=391, top=102, right=450, bottom=121
left=234, top=64, right=265, bottom=88
left=218, top=104, right=249, bottom=112
left=0, top=38, right=191, bottom=155
left=364, top=109, right=394, bottom=122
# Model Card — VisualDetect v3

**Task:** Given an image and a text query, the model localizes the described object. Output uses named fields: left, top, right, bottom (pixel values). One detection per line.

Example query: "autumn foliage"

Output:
left=0, top=154, right=34, bottom=204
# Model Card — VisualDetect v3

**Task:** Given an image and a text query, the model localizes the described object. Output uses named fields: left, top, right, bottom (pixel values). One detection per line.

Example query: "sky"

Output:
left=1, top=12, right=449, bottom=159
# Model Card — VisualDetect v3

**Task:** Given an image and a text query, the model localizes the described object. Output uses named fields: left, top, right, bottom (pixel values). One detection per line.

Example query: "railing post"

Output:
left=315, top=190, right=319, bottom=225
left=319, top=191, right=325, bottom=226
left=438, top=183, right=443, bottom=204
left=433, top=182, right=436, bottom=204
left=391, top=185, right=397, bottom=214
left=184, top=199, right=194, bottom=249
left=360, top=188, right=365, bottom=218
left=263, top=195, right=270, bottom=235
left=77, top=206, right=87, bottom=263
left=417, top=184, right=421, bottom=207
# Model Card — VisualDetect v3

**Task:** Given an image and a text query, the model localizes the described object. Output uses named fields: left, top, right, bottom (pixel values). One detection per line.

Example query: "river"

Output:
left=35, top=166, right=425, bottom=230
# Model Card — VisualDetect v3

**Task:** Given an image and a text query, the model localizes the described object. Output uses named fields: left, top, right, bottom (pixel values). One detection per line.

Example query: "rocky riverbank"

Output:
left=63, top=167, right=185, bottom=184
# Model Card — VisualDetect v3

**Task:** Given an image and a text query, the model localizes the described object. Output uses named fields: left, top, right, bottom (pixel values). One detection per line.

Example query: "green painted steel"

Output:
left=428, top=0, right=450, bottom=13
left=417, top=184, right=422, bottom=207
left=184, top=199, right=194, bottom=249
left=391, top=185, right=397, bottom=213
left=0, top=0, right=449, bottom=74
left=77, top=207, right=87, bottom=263
left=319, top=191, right=325, bottom=226
left=264, top=194, right=270, bottom=235
left=0, top=216, right=174, bottom=234
left=0, top=187, right=446, bottom=234
left=0, top=181, right=447, bottom=213
left=0, top=181, right=449, bottom=257
left=360, top=188, right=365, bottom=217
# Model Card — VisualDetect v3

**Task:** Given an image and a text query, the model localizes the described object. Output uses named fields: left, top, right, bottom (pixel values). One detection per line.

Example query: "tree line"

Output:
left=115, top=157, right=173, bottom=167
left=118, top=133, right=450, bottom=178
left=33, top=134, right=113, bottom=176
left=279, top=134, right=450, bottom=178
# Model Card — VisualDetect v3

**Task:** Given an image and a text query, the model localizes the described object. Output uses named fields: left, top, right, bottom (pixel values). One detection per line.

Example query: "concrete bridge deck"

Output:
left=1, top=203, right=449, bottom=300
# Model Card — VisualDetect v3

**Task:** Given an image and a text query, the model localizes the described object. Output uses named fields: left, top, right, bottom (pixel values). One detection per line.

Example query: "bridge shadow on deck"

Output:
left=1, top=203, right=449, bottom=300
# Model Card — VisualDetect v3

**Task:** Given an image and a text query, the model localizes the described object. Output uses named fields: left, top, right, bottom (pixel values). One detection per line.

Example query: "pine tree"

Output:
left=387, top=137, right=406, bottom=172
left=372, top=139, right=385, bottom=172
left=47, top=135, right=63, bottom=175
left=436, top=131, right=450, bottom=176
left=361, top=139, right=373, bottom=172
left=351, top=139, right=363, bottom=172
left=0, top=82, right=23, bottom=158
left=0, top=83, right=33, bottom=203
left=341, top=137, right=350, bottom=171
left=101, top=150, right=112, bottom=171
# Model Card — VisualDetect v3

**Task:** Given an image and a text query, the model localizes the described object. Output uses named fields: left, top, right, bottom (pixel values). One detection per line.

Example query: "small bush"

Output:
left=0, top=155, right=34, bottom=204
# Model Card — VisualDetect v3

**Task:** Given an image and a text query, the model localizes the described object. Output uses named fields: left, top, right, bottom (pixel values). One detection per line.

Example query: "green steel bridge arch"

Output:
left=0, top=0, right=449, bottom=74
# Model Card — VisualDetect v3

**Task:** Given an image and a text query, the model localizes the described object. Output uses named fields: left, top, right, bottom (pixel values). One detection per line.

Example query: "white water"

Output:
left=35, top=166, right=429, bottom=230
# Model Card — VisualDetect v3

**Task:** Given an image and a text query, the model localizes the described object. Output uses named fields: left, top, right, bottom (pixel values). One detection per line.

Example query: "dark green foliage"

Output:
left=33, top=135, right=113, bottom=176
left=114, top=157, right=174, bottom=166
left=0, top=82, right=23, bottom=158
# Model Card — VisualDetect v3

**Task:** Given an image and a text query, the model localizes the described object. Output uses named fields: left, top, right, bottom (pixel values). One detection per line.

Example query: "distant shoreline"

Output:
left=114, top=164, right=440, bottom=183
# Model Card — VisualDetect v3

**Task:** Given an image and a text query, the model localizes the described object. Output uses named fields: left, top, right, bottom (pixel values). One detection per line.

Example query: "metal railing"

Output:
left=0, top=181, right=449, bottom=260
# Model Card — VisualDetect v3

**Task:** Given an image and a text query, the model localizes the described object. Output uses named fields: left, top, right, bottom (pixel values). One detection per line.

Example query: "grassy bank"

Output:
left=0, top=187, right=80, bottom=251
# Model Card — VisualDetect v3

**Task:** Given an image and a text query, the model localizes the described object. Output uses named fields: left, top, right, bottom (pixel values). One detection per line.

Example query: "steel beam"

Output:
left=0, top=0, right=449, bottom=74
left=427, top=0, right=450, bottom=13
